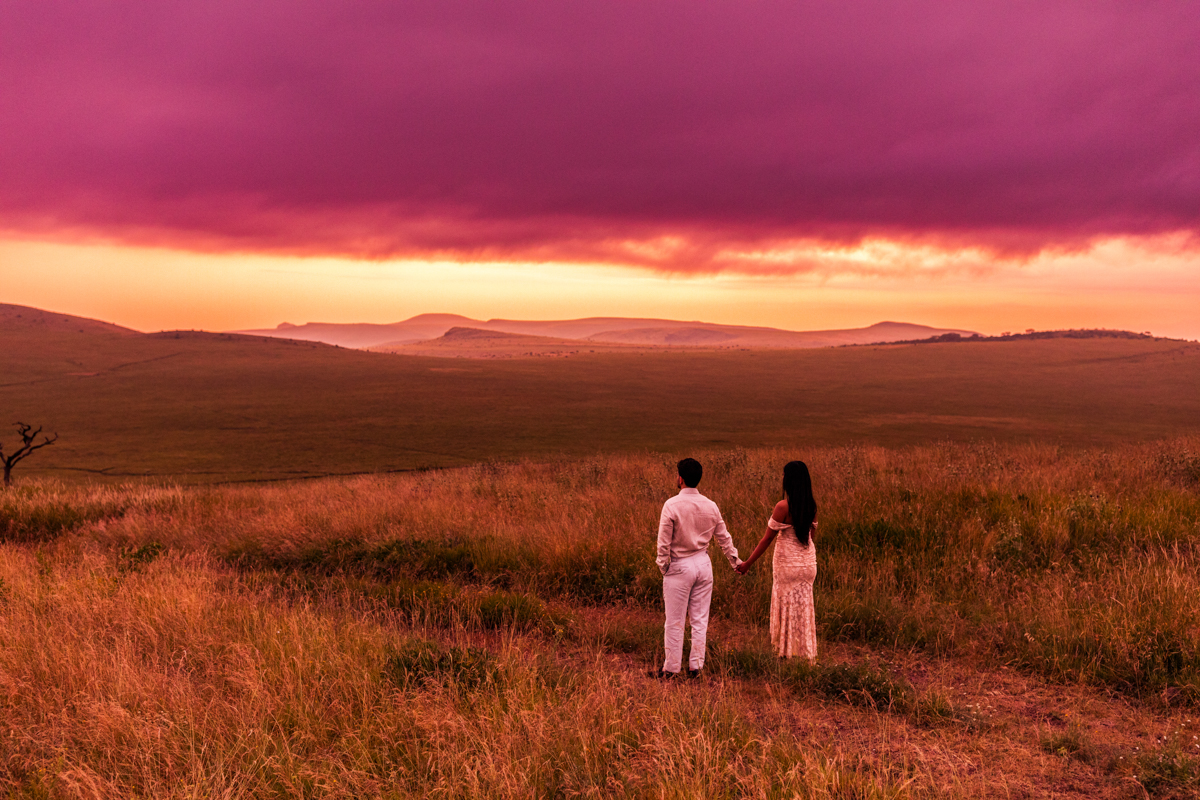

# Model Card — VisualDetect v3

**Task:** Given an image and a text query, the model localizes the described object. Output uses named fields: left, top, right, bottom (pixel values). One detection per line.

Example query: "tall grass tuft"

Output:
left=383, top=638, right=500, bottom=690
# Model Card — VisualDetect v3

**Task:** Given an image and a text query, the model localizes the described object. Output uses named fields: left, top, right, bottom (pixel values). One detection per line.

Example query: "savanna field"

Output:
left=4, top=441, right=1200, bottom=799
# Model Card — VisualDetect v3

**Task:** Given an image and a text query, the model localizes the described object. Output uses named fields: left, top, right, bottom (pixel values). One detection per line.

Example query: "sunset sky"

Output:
left=2, top=1, right=1197, bottom=337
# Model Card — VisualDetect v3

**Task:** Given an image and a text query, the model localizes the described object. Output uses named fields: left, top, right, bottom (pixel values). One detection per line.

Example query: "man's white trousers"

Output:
left=662, top=551, right=714, bottom=673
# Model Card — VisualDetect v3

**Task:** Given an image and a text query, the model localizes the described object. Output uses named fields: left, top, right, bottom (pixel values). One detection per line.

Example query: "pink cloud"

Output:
left=1, top=0, right=1197, bottom=271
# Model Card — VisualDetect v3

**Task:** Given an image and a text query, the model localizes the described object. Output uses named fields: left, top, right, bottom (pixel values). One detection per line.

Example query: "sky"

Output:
left=1, top=1, right=1198, bottom=337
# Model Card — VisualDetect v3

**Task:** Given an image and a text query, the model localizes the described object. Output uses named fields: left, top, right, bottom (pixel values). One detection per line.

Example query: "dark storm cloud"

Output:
left=1, top=0, right=1197, bottom=269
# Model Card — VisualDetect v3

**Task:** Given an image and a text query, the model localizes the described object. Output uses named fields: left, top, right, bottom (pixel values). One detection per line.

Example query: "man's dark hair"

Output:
left=677, top=458, right=703, bottom=488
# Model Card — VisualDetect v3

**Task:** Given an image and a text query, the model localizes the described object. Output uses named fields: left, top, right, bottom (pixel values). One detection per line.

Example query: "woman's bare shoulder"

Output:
left=771, top=499, right=790, bottom=522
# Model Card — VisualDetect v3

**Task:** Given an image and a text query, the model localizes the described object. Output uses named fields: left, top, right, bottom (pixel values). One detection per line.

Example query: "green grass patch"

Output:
left=117, top=541, right=164, bottom=572
left=226, top=535, right=479, bottom=580
left=291, top=574, right=576, bottom=636
left=1039, top=723, right=1094, bottom=763
left=382, top=638, right=500, bottom=690
left=1135, top=740, right=1200, bottom=797
left=0, top=496, right=120, bottom=543
left=710, top=645, right=937, bottom=716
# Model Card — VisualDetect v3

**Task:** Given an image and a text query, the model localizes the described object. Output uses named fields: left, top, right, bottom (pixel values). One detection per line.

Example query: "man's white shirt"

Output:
left=656, top=487, right=741, bottom=575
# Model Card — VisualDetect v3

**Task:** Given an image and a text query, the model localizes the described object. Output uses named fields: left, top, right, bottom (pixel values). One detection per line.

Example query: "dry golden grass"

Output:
left=4, top=440, right=1200, bottom=797
left=0, top=546, right=952, bottom=798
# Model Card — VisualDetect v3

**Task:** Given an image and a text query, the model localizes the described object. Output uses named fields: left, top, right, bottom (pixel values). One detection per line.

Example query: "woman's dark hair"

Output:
left=783, top=461, right=817, bottom=545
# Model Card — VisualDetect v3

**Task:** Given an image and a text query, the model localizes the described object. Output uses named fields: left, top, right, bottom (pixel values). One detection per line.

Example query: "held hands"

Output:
left=735, top=560, right=751, bottom=575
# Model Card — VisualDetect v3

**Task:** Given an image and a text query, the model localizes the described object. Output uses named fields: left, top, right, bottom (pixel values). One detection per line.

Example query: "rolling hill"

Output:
left=371, top=327, right=664, bottom=358
left=3, top=303, right=1199, bottom=482
left=237, top=314, right=977, bottom=350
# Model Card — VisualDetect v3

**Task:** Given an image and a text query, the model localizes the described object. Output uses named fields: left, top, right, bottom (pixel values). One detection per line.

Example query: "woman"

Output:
left=735, top=461, right=818, bottom=660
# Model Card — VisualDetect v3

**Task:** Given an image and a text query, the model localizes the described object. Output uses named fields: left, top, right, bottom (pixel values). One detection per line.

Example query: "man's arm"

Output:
left=712, top=512, right=742, bottom=569
left=656, top=502, right=675, bottom=575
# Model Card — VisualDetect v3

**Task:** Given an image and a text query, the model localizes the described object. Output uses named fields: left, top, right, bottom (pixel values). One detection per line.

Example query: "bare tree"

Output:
left=1, top=423, right=58, bottom=487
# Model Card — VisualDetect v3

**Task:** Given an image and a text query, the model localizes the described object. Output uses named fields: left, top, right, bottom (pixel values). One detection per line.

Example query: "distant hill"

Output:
left=580, top=320, right=978, bottom=348
left=374, top=321, right=990, bottom=358
left=241, top=314, right=477, bottom=348
left=0, top=303, right=138, bottom=338
left=891, top=328, right=1164, bottom=345
left=239, top=315, right=978, bottom=350
left=373, top=327, right=667, bottom=358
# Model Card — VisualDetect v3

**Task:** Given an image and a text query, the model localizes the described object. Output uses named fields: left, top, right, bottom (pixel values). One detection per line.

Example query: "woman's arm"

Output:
left=734, top=528, right=777, bottom=574
left=735, top=500, right=789, bottom=575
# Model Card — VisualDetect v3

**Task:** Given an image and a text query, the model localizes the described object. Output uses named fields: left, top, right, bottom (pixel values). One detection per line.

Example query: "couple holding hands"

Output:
left=654, top=458, right=818, bottom=679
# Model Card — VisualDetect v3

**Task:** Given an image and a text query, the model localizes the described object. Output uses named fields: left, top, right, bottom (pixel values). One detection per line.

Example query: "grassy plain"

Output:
left=5, top=307, right=1200, bottom=796
left=3, top=441, right=1200, bottom=798
left=3, top=304, right=1200, bottom=481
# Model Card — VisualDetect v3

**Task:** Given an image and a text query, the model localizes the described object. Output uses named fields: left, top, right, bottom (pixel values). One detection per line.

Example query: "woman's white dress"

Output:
left=768, top=518, right=818, bottom=660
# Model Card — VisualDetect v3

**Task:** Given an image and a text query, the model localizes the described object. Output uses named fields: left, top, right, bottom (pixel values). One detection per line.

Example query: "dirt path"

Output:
left=575, top=607, right=1199, bottom=799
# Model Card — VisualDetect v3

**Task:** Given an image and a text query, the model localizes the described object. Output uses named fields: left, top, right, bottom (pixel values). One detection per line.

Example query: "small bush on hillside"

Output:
left=988, top=523, right=1027, bottom=568
left=334, top=537, right=478, bottom=578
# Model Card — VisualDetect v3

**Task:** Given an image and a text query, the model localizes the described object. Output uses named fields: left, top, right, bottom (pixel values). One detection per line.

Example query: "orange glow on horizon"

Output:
left=2, top=234, right=1198, bottom=340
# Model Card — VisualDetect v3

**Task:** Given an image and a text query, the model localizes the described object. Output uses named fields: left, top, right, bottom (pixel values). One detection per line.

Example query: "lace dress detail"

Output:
left=767, top=517, right=817, bottom=660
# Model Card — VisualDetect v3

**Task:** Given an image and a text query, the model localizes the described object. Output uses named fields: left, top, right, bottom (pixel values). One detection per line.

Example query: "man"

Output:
left=654, top=457, right=742, bottom=678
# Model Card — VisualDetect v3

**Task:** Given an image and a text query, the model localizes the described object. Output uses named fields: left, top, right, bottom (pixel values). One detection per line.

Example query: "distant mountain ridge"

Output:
left=235, top=315, right=979, bottom=350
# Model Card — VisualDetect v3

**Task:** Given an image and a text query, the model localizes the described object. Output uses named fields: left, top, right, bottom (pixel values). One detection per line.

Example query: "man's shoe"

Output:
left=687, top=669, right=702, bottom=680
left=647, top=669, right=680, bottom=680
